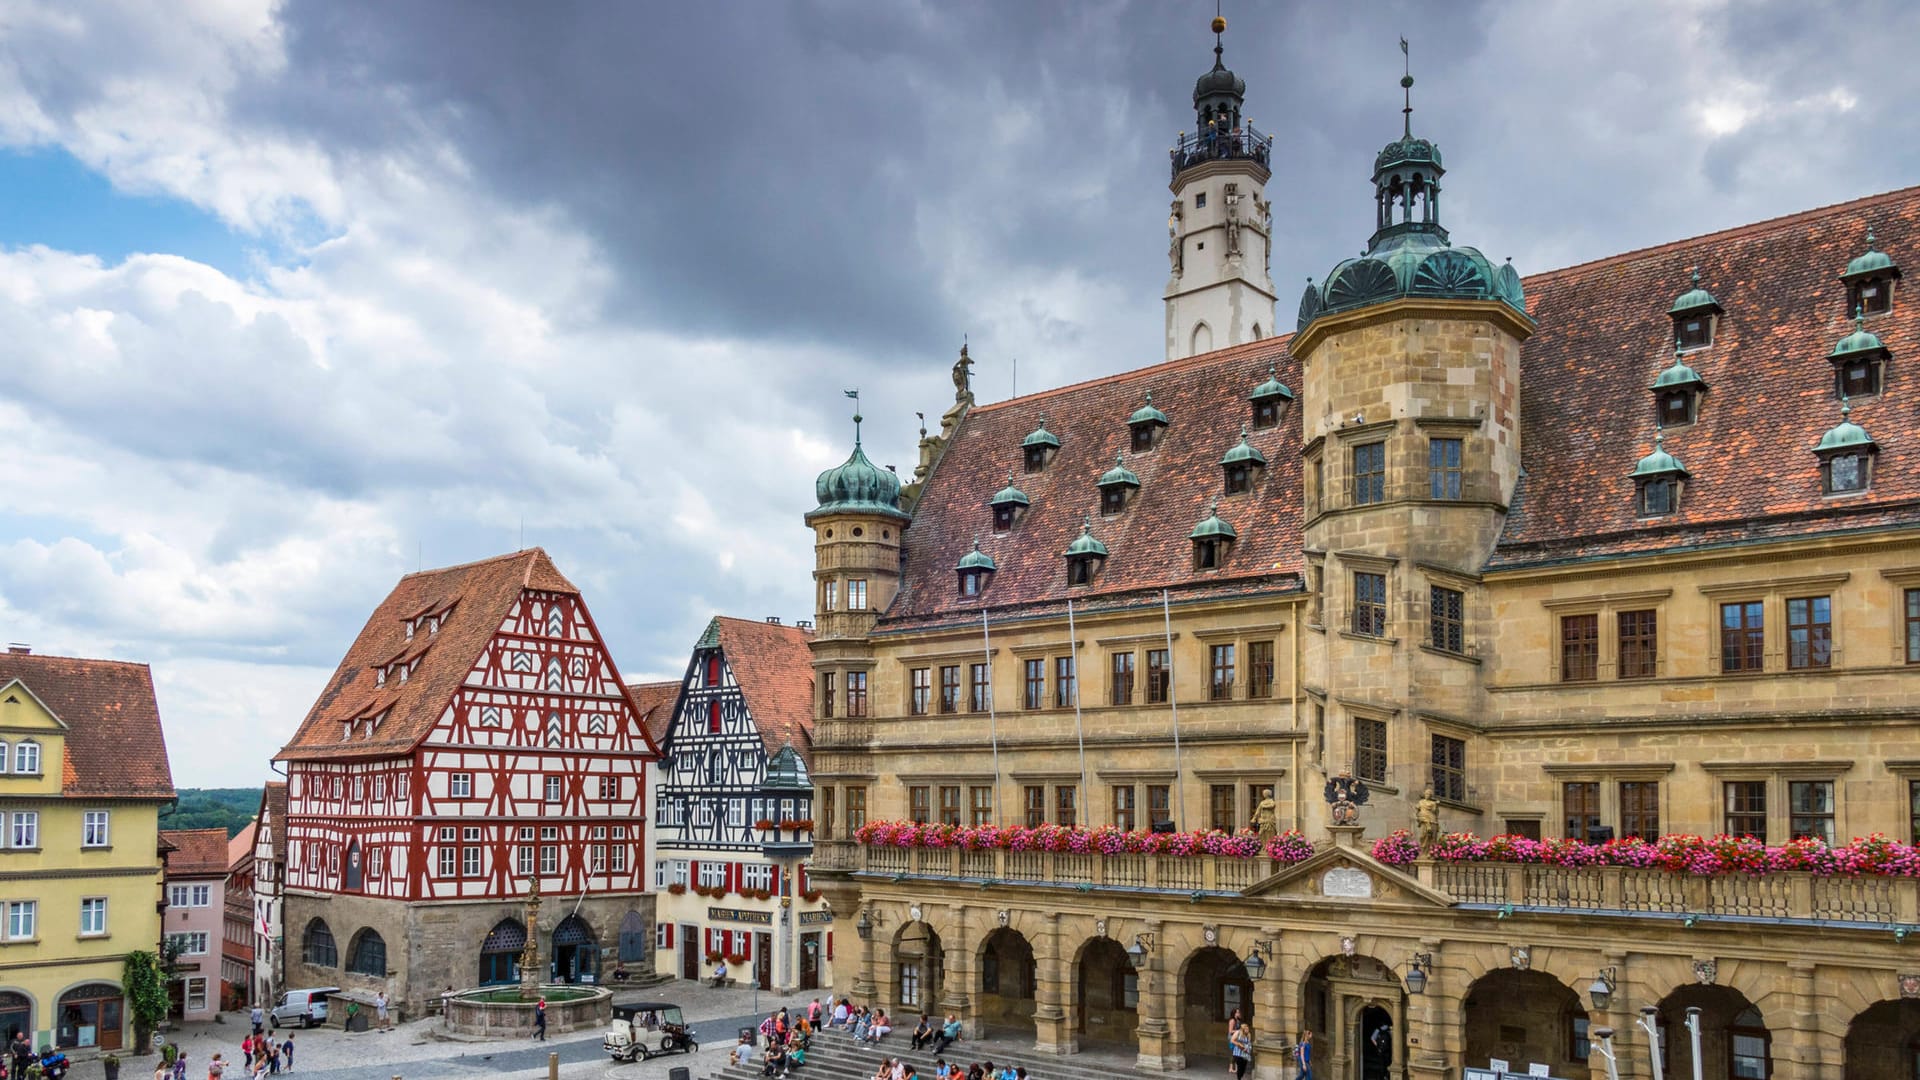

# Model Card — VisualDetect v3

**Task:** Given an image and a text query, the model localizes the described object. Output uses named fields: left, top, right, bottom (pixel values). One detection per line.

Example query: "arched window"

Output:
left=478, top=919, right=526, bottom=986
left=55, top=983, right=121, bottom=1050
left=13, top=742, right=38, bottom=776
left=347, top=929, right=387, bottom=976
left=1191, top=322, right=1213, bottom=355
left=0, top=990, right=30, bottom=1043
left=302, top=919, right=337, bottom=967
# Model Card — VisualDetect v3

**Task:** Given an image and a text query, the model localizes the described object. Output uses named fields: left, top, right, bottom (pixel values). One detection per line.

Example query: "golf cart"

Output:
left=603, top=1001, right=699, bottom=1062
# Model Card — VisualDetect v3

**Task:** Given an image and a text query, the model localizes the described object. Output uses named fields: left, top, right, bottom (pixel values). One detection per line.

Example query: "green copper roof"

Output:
left=989, top=469, right=1030, bottom=508
left=808, top=440, right=911, bottom=523
left=1128, top=391, right=1169, bottom=428
left=1097, top=452, right=1141, bottom=490
left=1829, top=311, right=1888, bottom=359
left=695, top=617, right=721, bottom=650
left=1064, top=517, right=1108, bottom=559
left=1815, top=400, right=1877, bottom=453
left=1650, top=343, right=1707, bottom=391
left=1188, top=499, right=1238, bottom=541
left=1628, top=433, right=1688, bottom=479
left=1249, top=362, right=1294, bottom=402
left=763, top=743, right=810, bottom=791
left=1668, top=269, right=1722, bottom=316
left=956, top=538, right=997, bottom=572
left=1219, top=424, right=1267, bottom=467
left=1843, top=228, right=1899, bottom=280
left=1022, top=415, right=1061, bottom=449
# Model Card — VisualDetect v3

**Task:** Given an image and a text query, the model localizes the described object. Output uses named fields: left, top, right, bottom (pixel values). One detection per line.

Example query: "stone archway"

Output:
left=1075, top=936, right=1137, bottom=1049
left=552, top=915, right=597, bottom=983
left=977, top=927, right=1036, bottom=1036
left=478, top=918, right=526, bottom=986
left=1302, top=954, right=1407, bottom=1080
left=1846, top=999, right=1920, bottom=1079
left=1657, top=984, right=1771, bottom=1080
left=1463, top=969, right=1589, bottom=1075
left=892, top=920, right=944, bottom=1017
left=1181, top=945, right=1252, bottom=1060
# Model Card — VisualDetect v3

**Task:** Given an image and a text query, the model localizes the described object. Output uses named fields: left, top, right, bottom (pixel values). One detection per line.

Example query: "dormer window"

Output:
left=1629, top=434, right=1688, bottom=518
left=1641, top=477, right=1679, bottom=516
left=1021, top=417, right=1060, bottom=473
left=1249, top=362, right=1294, bottom=431
left=1102, top=488, right=1127, bottom=515
left=1815, top=400, right=1877, bottom=495
left=989, top=471, right=1030, bottom=533
left=1068, top=558, right=1095, bottom=586
left=1675, top=314, right=1712, bottom=350
left=1829, top=310, right=1888, bottom=399
left=1063, top=517, right=1108, bottom=587
left=956, top=539, right=996, bottom=598
left=1668, top=269, right=1723, bottom=351
left=1824, top=452, right=1869, bottom=493
left=1189, top=500, right=1236, bottom=571
left=374, top=668, right=386, bottom=689
left=1658, top=390, right=1696, bottom=427
left=1097, top=453, right=1140, bottom=516
left=1650, top=347, right=1707, bottom=428
left=1127, top=392, right=1169, bottom=453
left=1842, top=227, right=1901, bottom=317
left=12, top=741, right=38, bottom=776
left=1219, top=424, right=1267, bottom=495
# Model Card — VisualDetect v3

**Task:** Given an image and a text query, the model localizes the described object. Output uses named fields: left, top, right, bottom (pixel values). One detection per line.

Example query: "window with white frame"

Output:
left=82, top=811, right=110, bottom=848
left=462, top=846, right=481, bottom=877
left=449, top=773, right=473, bottom=798
left=742, top=864, right=773, bottom=892
left=655, top=860, right=669, bottom=888
left=438, top=845, right=456, bottom=877
left=727, top=799, right=747, bottom=829
left=168, top=931, right=209, bottom=955
left=540, top=845, right=559, bottom=875
left=517, top=845, right=534, bottom=876
left=545, top=775, right=563, bottom=803
left=656, top=923, right=671, bottom=949
left=698, top=862, right=727, bottom=889
left=186, top=976, right=208, bottom=1013
left=13, top=742, right=39, bottom=775
left=611, top=843, right=628, bottom=873
left=191, top=884, right=209, bottom=906
left=598, top=776, right=619, bottom=800
left=4, top=901, right=32, bottom=940
left=672, top=860, right=689, bottom=887
left=79, top=897, right=106, bottom=936
left=373, top=775, right=386, bottom=802
left=8, top=812, right=36, bottom=850
left=590, top=845, right=606, bottom=873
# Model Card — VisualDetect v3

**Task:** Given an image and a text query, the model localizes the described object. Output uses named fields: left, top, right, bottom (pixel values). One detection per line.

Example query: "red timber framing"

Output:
left=283, top=583, right=657, bottom=903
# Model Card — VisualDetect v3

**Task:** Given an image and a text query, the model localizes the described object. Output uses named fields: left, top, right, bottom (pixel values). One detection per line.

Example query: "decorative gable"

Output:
left=1240, top=844, right=1453, bottom=908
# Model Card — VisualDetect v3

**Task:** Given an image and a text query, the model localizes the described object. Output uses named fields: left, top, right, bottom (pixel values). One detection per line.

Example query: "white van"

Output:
left=269, top=987, right=339, bottom=1029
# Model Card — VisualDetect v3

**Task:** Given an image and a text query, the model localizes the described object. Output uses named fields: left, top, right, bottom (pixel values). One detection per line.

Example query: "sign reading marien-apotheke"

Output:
left=709, top=907, right=774, bottom=925
left=797, top=911, right=835, bottom=925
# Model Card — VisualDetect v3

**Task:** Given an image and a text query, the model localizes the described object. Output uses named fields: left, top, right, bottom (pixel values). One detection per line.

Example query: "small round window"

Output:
left=853, top=527, right=865, bottom=538
left=883, top=530, right=891, bottom=539
left=825, top=529, right=834, bottom=538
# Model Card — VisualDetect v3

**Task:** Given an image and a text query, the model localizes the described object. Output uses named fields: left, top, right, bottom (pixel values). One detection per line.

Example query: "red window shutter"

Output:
left=769, top=865, right=780, bottom=894
left=708, top=700, right=720, bottom=734
left=707, top=655, right=720, bottom=686
left=689, top=860, right=699, bottom=887
left=663, top=923, right=674, bottom=948
left=827, top=931, right=834, bottom=961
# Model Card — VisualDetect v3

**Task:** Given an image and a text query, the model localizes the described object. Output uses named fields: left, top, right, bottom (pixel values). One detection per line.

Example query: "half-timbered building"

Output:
left=274, top=549, right=659, bottom=1011
left=250, top=780, right=285, bottom=1007
left=648, top=616, right=832, bottom=993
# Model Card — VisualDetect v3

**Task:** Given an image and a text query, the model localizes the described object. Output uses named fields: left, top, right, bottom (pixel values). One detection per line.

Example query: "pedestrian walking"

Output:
left=250, top=1005, right=265, bottom=1036
left=1230, top=1023, right=1253, bottom=1079
left=1294, top=1030, right=1313, bottom=1080
left=207, top=1053, right=226, bottom=1080
left=533, top=997, right=548, bottom=1041
left=375, top=992, right=391, bottom=1031
left=281, top=1033, right=294, bottom=1072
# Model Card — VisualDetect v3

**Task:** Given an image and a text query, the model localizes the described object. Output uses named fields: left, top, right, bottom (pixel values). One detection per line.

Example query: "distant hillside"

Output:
left=160, top=788, right=263, bottom=838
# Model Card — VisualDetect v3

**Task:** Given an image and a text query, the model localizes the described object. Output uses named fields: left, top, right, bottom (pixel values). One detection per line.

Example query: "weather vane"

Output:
left=843, top=389, right=862, bottom=445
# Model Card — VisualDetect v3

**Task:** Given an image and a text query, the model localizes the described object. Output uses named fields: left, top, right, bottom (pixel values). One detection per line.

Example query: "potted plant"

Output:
left=666, top=882, right=687, bottom=895
left=103, top=1054, right=122, bottom=1080
left=753, top=818, right=778, bottom=832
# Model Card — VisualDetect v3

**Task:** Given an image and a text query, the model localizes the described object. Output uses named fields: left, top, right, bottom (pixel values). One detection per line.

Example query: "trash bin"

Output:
left=668, top=1068, right=691, bottom=1080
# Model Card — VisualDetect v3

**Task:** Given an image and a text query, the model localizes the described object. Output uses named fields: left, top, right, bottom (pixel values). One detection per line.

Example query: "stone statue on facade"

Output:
left=1168, top=200, right=1183, bottom=275
left=1254, top=193, right=1273, bottom=272
left=1251, top=787, right=1279, bottom=841
left=951, top=343, right=975, bottom=400
left=1224, top=186, right=1243, bottom=258
left=1324, top=769, right=1370, bottom=827
left=1415, top=787, right=1440, bottom=851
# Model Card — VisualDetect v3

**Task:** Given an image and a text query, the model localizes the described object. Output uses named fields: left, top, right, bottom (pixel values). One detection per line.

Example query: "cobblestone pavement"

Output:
left=62, top=984, right=825, bottom=1080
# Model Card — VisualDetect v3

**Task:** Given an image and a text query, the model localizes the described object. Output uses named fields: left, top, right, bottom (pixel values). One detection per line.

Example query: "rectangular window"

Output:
left=969, top=786, right=993, bottom=826
left=1110, top=652, right=1135, bottom=706
left=938, top=786, right=961, bottom=826
left=1247, top=640, right=1274, bottom=699
left=846, top=787, right=867, bottom=831
left=1352, top=571, right=1388, bottom=637
left=1786, top=596, right=1832, bottom=670
left=939, top=666, right=960, bottom=714
left=11, top=743, right=38, bottom=775
left=438, top=845, right=456, bottom=877
left=728, top=799, right=747, bottom=829
left=461, top=846, right=481, bottom=877
left=1146, top=649, right=1171, bottom=704
left=970, top=663, right=990, bottom=712
left=1054, top=786, right=1077, bottom=827
left=909, top=668, right=930, bottom=716
left=598, top=775, right=619, bottom=801
left=1724, top=781, right=1768, bottom=840
left=1209, top=784, right=1235, bottom=832
left=1559, top=614, right=1599, bottom=681
left=1112, top=786, right=1136, bottom=830
left=449, top=773, right=472, bottom=798
left=1563, top=782, right=1601, bottom=841
left=698, top=861, right=726, bottom=889
left=1208, top=644, right=1235, bottom=701
left=848, top=579, right=868, bottom=610
left=822, top=580, right=837, bottom=612
left=1617, top=610, right=1658, bottom=679
left=908, top=786, right=931, bottom=825
left=1428, top=438, right=1463, bottom=500
left=1906, top=589, right=1920, bottom=664
left=1429, top=587, right=1464, bottom=653
left=8, top=812, right=36, bottom=849
left=1789, top=780, right=1836, bottom=843
left=82, top=810, right=110, bottom=848
left=186, top=976, right=208, bottom=1014
left=1148, top=785, right=1172, bottom=828
left=1352, top=442, right=1386, bottom=505
left=1023, top=786, right=1046, bottom=828
left=1720, top=601, right=1765, bottom=672
left=540, top=845, right=559, bottom=875
left=1620, top=781, right=1660, bottom=840
left=545, top=775, right=563, bottom=803
left=1024, top=659, right=1046, bottom=710
left=1503, top=819, right=1542, bottom=841
left=846, top=672, right=868, bottom=717
left=901, top=962, right=921, bottom=1007
left=1911, top=781, right=1920, bottom=844
left=79, top=897, right=106, bottom=936
left=168, top=931, right=209, bottom=955
left=5, top=901, right=32, bottom=941
left=1055, top=656, right=1076, bottom=709
left=821, top=672, right=835, bottom=718
left=611, top=844, right=628, bottom=873
left=1431, top=734, right=1466, bottom=802
left=1354, top=718, right=1388, bottom=784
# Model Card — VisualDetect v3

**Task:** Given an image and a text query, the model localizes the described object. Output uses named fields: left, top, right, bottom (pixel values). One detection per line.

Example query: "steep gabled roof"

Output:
left=707, top=617, right=816, bottom=765
left=884, top=338, right=1304, bottom=632
left=1493, top=185, right=1920, bottom=567
left=274, top=548, right=582, bottom=762
left=258, top=781, right=287, bottom=861
left=0, top=652, right=173, bottom=799
left=228, top=821, right=257, bottom=873
left=161, top=827, right=231, bottom=878
left=626, top=680, right=681, bottom=744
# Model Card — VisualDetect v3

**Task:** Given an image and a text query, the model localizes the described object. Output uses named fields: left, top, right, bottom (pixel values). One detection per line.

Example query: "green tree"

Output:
left=124, top=949, right=172, bottom=1055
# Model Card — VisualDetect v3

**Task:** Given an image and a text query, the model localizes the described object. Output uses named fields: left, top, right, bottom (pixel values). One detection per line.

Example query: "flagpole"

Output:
left=982, top=608, right=1001, bottom=827
left=1068, top=599, right=1087, bottom=820
left=1163, top=589, right=1183, bottom=830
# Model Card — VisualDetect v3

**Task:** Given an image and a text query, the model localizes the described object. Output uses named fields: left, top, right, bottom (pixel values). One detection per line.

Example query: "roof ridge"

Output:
left=396, top=547, right=547, bottom=581
left=711, top=613, right=814, bottom=633
left=1523, top=183, right=1920, bottom=286
left=0, top=654, right=151, bottom=670
left=969, top=337, right=1290, bottom=415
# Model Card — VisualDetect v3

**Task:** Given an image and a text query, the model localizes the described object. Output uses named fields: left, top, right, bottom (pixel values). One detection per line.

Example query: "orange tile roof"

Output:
left=259, top=782, right=287, bottom=861
left=626, top=680, right=681, bottom=744
left=161, top=827, right=231, bottom=878
left=228, top=821, right=257, bottom=872
left=710, top=617, right=816, bottom=764
left=0, top=652, right=174, bottom=799
left=275, top=548, right=587, bottom=762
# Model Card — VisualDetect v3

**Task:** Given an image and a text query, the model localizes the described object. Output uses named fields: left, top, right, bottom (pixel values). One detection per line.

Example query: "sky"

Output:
left=1, top=0, right=1915, bottom=788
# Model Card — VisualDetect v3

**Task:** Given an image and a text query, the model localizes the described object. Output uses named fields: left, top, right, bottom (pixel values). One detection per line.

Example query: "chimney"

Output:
left=796, top=620, right=814, bottom=632
left=765, top=616, right=782, bottom=625
left=5, top=644, right=28, bottom=656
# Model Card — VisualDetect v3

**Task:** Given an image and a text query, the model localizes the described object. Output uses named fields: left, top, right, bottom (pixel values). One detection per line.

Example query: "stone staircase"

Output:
left=699, top=1026, right=1187, bottom=1080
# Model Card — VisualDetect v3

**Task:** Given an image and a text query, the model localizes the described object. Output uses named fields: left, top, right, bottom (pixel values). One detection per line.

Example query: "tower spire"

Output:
left=843, top=388, right=862, bottom=448
left=1400, top=36, right=1414, bottom=138
left=1212, top=3, right=1226, bottom=69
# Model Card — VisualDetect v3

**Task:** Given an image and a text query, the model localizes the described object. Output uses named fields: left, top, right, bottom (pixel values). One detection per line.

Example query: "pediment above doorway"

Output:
left=1240, top=844, right=1453, bottom=908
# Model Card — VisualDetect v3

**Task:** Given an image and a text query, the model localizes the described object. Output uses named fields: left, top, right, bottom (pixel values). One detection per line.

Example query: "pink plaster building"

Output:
left=159, top=828, right=230, bottom=1022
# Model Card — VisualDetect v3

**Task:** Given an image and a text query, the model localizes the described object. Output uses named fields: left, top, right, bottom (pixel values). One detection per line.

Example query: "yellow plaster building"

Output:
left=0, top=648, right=174, bottom=1053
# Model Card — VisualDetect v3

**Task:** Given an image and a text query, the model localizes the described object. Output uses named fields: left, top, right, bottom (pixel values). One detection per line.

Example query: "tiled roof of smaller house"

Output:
left=161, top=828, right=231, bottom=878
left=228, top=821, right=257, bottom=873
left=0, top=651, right=174, bottom=799
left=275, top=548, right=584, bottom=762
left=626, top=680, right=681, bottom=744
left=883, top=338, right=1304, bottom=631
left=710, top=617, right=816, bottom=765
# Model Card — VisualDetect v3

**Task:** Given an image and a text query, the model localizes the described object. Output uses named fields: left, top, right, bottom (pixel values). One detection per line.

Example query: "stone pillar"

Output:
left=851, top=904, right=879, bottom=1000
left=1032, top=912, right=1075, bottom=1055
left=1406, top=938, right=1451, bottom=1080
left=1251, top=927, right=1289, bottom=1080
left=1135, top=920, right=1181, bottom=1072
left=938, top=904, right=974, bottom=1033
left=1784, top=959, right=1831, bottom=1080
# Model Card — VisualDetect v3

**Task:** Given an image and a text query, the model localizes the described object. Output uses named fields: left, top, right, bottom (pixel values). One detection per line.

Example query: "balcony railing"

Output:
left=1171, top=123, right=1274, bottom=181
left=812, top=842, right=1920, bottom=926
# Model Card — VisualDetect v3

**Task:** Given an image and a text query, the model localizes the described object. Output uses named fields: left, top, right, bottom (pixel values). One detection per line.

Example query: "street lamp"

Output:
left=1588, top=966, right=1617, bottom=1011
left=1591, top=1027, right=1620, bottom=1080
left=1242, top=940, right=1272, bottom=982
left=1127, top=933, right=1155, bottom=966
left=1638, top=1005, right=1665, bottom=1080
left=855, top=910, right=872, bottom=940
left=1404, top=952, right=1432, bottom=995
left=1685, top=1005, right=1704, bottom=1080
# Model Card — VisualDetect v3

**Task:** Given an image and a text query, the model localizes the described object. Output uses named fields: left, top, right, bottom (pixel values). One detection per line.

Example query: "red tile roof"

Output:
left=0, top=652, right=174, bottom=799
left=626, top=680, right=681, bottom=744
left=161, top=827, right=231, bottom=878
left=275, top=548, right=590, bottom=762
left=1492, top=185, right=1920, bottom=567
left=259, top=782, right=287, bottom=861
left=882, top=338, right=1304, bottom=631
left=228, top=821, right=257, bottom=873
left=711, top=617, right=816, bottom=764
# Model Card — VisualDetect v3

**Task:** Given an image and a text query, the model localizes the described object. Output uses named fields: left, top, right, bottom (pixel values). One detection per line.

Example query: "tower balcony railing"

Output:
left=1171, top=123, right=1274, bottom=180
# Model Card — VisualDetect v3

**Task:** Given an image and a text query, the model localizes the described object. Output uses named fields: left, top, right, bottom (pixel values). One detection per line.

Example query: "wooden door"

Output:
left=681, top=928, right=700, bottom=980
left=800, top=932, right=820, bottom=991
left=755, top=932, right=773, bottom=990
